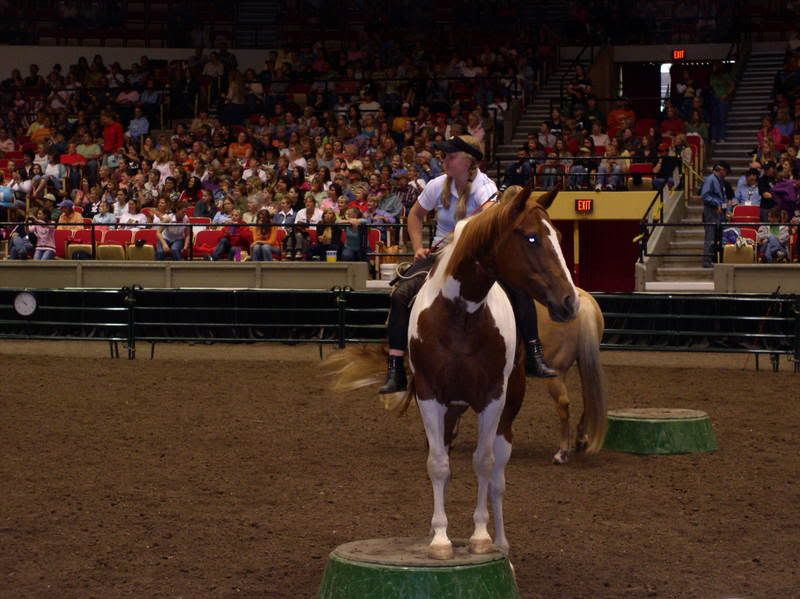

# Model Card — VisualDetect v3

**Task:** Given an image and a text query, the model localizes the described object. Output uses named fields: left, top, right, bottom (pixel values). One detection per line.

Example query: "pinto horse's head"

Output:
left=494, top=186, right=579, bottom=323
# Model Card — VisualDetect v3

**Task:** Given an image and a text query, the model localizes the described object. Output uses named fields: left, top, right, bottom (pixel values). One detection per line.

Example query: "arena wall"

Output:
left=0, top=262, right=370, bottom=290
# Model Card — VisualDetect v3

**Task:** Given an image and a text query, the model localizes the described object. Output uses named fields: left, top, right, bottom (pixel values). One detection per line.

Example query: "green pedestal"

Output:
left=603, top=408, right=717, bottom=454
left=318, top=538, right=519, bottom=599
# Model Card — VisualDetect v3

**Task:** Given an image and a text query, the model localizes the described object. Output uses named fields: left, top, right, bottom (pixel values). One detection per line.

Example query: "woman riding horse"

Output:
left=380, top=135, right=556, bottom=394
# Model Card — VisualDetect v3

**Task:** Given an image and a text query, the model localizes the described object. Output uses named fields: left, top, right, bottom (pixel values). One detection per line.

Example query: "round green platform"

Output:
left=603, top=408, right=717, bottom=454
left=318, top=538, right=519, bottom=599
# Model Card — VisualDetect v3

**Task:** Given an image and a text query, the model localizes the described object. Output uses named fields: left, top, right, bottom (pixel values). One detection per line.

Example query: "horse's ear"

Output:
left=510, top=183, right=533, bottom=214
left=536, top=189, right=558, bottom=210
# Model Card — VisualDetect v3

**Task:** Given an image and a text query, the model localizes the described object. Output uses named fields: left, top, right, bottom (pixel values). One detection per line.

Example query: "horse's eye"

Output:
left=527, top=235, right=538, bottom=245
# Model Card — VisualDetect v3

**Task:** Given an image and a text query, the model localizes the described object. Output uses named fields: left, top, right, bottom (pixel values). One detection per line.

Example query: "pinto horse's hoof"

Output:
left=428, top=541, right=454, bottom=560
left=469, top=537, right=494, bottom=554
left=552, top=448, right=572, bottom=464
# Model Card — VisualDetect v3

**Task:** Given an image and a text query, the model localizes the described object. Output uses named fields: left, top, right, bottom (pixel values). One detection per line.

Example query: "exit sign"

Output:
left=575, top=198, right=594, bottom=214
left=673, top=48, right=686, bottom=60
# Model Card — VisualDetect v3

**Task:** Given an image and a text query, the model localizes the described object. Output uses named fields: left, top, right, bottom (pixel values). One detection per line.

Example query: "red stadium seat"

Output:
left=134, top=228, right=160, bottom=248
left=629, top=163, right=654, bottom=174
left=102, top=229, right=133, bottom=247
left=54, top=229, right=73, bottom=259
left=740, top=227, right=758, bottom=244
left=732, top=205, right=760, bottom=221
left=192, top=229, right=224, bottom=258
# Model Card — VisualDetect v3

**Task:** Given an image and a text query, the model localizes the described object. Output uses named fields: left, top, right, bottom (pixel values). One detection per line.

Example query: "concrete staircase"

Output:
left=645, top=50, right=784, bottom=291
left=494, top=60, right=590, bottom=172
left=709, top=50, right=785, bottom=186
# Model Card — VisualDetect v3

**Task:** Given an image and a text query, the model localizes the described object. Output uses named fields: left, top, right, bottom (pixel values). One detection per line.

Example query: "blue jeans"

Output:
left=34, top=248, right=55, bottom=260
left=252, top=243, right=279, bottom=261
left=568, top=165, right=588, bottom=189
left=762, top=236, right=787, bottom=262
left=10, top=236, right=33, bottom=259
left=597, top=164, right=623, bottom=188
left=156, top=238, right=185, bottom=260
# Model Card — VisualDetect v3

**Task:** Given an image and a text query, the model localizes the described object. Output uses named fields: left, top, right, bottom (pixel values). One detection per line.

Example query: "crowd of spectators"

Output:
left=502, top=62, right=710, bottom=192
left=0, top=39, right=540, bottom=261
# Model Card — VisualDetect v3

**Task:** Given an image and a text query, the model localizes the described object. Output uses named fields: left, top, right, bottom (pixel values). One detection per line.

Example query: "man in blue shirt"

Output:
left=700, top=162, right=730, bottom=267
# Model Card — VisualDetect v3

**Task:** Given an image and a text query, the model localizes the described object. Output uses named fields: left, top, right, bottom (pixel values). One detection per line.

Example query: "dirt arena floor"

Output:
left=1, top=340, right=798, bottom=599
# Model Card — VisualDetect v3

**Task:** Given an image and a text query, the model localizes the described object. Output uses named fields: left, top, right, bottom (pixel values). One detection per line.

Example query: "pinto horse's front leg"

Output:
left=470, top=396, right=505, bottom=554
left=418, top=398, right=453, bottom=559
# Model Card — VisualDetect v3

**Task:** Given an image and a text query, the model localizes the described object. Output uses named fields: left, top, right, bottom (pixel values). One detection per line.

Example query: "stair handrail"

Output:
left=635, top=185, right=667, bottom=262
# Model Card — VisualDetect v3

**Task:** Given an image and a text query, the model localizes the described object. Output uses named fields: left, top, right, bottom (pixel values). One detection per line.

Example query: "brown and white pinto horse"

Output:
left=407, top=185, right=578, bottom=559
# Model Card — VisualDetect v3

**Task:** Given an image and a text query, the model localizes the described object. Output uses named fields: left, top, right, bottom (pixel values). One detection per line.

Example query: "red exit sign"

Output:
left=673, top=48, right=686, bottom=60
left=575, top=198, right=594, bottom=214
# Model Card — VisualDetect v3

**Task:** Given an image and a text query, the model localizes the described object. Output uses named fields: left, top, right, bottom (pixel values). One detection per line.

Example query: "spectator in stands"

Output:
left=774, top=106, right=795, bottom=138
left=101, top=110, right=124, bottom=155
left=686, top=109, right=709, bottom=141
left=660, top=105, right=686, bottom=138
left=734, top=168, right=762, bottom=208
left=537, top=121, right=556, bottom=149
left=757, top=207, right=790, bottom=262
left=503, top=148, right=532, bottom=188
left=56, top=199, right=83, bottom=232
left=701, top=162, right=730, bottom=268
left=709, top=61, right=735, bottom=142
left=126, top=106, right=149, bottom=143
left=589, top=121, right=610, bottom=148
left=7, top=215, right=33, bottom=259
left=307, top=208, right=342, bottom=261
left=770, top=167, right=799, bottom=216
left=596, top=139, right=629, bottom=190
left=251, top=210, right=282, bottom=261
left=207, top=208, right=250, bottom=260
left=156, top=204, right=189, bottom=261
left=118, top=198, right=147, bottom=231
left=92, top=198, right=116, bottom=225
left=27, top=207, right=56, bottom=260
left=607, top=98, right=635, bottom=130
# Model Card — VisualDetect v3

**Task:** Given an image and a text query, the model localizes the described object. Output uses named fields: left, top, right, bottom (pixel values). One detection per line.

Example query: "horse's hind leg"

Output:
left=548, top=376, right=572, bottom=464
left=470, top=397, right=505, bottom=555
left=575, top=411, right=589, bottom=453
left=418, top=397, right=453, bottom=559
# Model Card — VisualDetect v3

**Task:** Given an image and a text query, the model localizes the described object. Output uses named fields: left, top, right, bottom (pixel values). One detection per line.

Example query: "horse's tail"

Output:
left=323, top=345, right=416, bottom=416
left=576, top=298, right=608, bottom=454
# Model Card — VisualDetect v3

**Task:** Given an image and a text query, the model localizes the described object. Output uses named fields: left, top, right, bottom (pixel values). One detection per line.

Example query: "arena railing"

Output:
left=0, top=287, right=796, bottom=371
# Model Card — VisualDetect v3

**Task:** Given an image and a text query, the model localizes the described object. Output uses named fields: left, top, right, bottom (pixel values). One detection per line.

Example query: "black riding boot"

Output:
left=526, top=339, right=557, bottom=378
left=379, top=355, right=407, bottom=393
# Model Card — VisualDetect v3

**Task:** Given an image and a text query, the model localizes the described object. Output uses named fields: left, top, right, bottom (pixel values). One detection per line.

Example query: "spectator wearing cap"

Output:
left=378, top=176, right=404, bottom=222
left=56, top=199, right=83, bottom=232
left=700, top=162, right=730, bottom=267
left=758, top=161, right=778, bottom=221
left=734, top=168, right=762, bottom=208
left=389, top=169, right=419, bottom=217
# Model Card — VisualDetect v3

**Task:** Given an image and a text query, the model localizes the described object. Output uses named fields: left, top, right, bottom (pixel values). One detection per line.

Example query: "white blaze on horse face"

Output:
left=543, top=219, right=579, bottom=306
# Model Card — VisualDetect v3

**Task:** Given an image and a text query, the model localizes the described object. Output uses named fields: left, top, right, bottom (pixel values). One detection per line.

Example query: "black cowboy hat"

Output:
left=434, top=136, right=484, bottom=161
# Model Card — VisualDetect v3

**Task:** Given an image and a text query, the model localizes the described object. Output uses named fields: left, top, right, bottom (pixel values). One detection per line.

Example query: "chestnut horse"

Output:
left=536, top=288, right=607, bottom=464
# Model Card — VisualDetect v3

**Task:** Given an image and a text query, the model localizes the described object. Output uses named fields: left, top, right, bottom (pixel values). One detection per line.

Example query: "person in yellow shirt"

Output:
left=391, top=103, right=413, bottom=134
left=56, top=199, right=84, bottom=232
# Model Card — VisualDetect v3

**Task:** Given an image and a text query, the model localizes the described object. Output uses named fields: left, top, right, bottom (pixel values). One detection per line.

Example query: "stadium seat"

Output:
left=134, top=228, right=159, bottom=248
left=723, top=243, right=755, bottom=264
left=192, top=229, right=224, bottom=258
left=96, top=244, right=126, bottom=260
left=126, top=244, right=156, bottom=260
left=54, top=229, right=73, bottom=259
left=102, top=229, right=133, bottom=246
left=732, top=205, right=761, bottom=222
